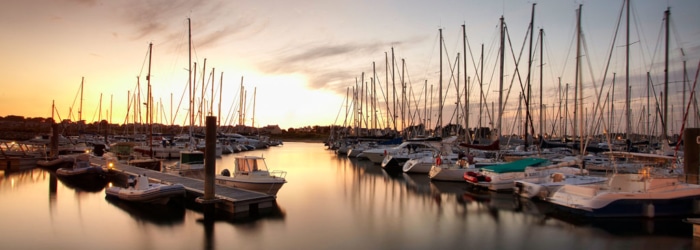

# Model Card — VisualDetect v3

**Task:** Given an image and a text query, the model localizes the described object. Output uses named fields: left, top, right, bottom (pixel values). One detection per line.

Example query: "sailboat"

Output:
left=163, top=18, right=204, bottom=176
left=545, top=5, right=700, bottom=218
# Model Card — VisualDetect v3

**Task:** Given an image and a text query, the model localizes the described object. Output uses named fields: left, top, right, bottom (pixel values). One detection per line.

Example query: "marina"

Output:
left=1, top=0, right=699, bottom=249
left=0, top=142, right=696, bottom=249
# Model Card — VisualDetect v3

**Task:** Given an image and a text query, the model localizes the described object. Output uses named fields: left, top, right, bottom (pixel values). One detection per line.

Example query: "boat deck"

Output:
left=96, top=158, right=276, bottom=215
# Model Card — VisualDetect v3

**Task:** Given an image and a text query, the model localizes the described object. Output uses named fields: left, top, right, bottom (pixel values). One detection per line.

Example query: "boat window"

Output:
left=237, top=158, right=249, bottom=172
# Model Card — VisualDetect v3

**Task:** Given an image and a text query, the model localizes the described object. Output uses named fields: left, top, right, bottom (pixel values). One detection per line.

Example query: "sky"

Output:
left=1, top=0, right=699, bottom=134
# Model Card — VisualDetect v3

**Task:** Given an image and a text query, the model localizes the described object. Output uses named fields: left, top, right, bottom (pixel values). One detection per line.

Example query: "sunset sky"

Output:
left=1, top=0, right=698, bottom=133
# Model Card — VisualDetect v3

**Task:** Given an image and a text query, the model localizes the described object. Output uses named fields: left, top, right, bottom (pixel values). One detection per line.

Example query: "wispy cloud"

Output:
left=61, top=0, right=97, bottom=7
left=257, top=39, right=428, bottom=94
left=112, top=0, right=260, bottom=52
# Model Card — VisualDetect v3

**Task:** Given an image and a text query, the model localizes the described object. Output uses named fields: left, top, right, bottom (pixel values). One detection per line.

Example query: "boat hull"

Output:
left=56, top=167, right=109, bottom=192
left=216, top=176, right=286, bottom=196
left=105, top=184, right=185, bottom=205
left=403, top=159, right=433, bottom=174
left=429, top=164, right=477, bottom=182
left=548, top=183, right=700, bottom=218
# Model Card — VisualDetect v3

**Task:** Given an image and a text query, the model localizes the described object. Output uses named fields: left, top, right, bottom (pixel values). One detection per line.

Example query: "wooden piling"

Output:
left=684, top=128, right=699, bottom=184
left=204, top=116, right=217, bottom=200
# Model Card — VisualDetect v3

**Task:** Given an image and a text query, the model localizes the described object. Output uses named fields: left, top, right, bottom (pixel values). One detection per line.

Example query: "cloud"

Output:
left=61, top=0, right=97, bottom=7
left=255, top=39, right=431, bottom=95
left=114, top=0, right=259, bottom=52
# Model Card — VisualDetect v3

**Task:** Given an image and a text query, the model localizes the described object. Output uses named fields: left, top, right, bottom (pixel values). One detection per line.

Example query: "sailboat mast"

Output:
left=480, top=44, right=484, bottom=139
left=147, top=42, right=153, bottom=155
left=663, top=8, right=670, bottom=143
left=498, top=16, right=505, bottom=141
left=210, top=67, right=215, bottom=116
left=391, top=47, right=396, bottom=132
left=252, top=87, right=257, bottom=128
left=576, top=5, right=584, bottom=154
left=385, top=52, right=390, bottom=132
left=438, top=28, right=443, bottom=137
left=401, top=59, right=406, bottom=133
left=574, top=4, right=584, bottom=155
left=625, top=0, right=631, bottom=140
left=239, top=77, right=245, bottom=126
left=462, top=24, right=470, bottom=143
left=373, top=62, right=377, bottom=131
left=539, top=28, right=544, bottom=140
left=525, top=3, right=535, bottom=150
left=200, top=58, right=207, bottom=127
left=188, top=18, right=193, bottom=138
left=219, top=72, right=223, bottom=127
left=80, top=76, right=84, bottom=122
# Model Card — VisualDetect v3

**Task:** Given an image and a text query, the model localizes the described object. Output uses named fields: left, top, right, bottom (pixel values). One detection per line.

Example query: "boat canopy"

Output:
left=236, top=156, right=268, bottom=172
left=482, top=158, right=549, bottom=174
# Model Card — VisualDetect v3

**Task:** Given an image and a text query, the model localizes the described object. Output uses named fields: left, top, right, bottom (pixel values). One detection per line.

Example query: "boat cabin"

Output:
left=235, top=156, right=268, bottom=174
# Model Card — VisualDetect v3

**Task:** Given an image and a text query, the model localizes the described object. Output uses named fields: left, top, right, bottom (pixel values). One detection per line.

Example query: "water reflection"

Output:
left=105, top=196, right=186, bottom=226
left=55, top=173, right=109, bottom=193
left=0, top=143, right=695, bottom=249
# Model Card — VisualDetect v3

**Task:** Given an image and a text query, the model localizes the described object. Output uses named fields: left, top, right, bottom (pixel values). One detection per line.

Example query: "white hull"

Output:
left=105, top=183, right=185, bottom=205
left=403, top=158, right=433, bottom=174
left=219, top=155, right=287, bottom=196
left=547, top=172, right=700, bottom=217
left=216, top=176, right=286, bottom=196
left=429, top=164, right=477, bottom=182
left=514, top=174, right=607, bottom=200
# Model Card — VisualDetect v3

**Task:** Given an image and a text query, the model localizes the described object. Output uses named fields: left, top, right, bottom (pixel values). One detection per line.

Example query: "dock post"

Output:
left=50, top=122, right=59, bottom=158
left=684, top=128, right=700, bottom=184
left=195, top=116, right=221, bottom=210
left=204, top=116, right=217, bottom=200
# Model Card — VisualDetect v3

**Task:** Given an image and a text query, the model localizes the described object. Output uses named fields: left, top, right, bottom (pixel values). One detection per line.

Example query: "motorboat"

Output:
left=217, top=155, right=287, bottom=196
left=547, top=165, right=700, bottom=218
left=464, top=158, right=552, bottom=191
left=428, top=154, right=480, bottom=182
left=405, top=152, right=461, bottom=174
left=55, top=153, right=109, bottom=191
left=383, top=150, right=436, bottom=172
left=37, top=155, right=75, bottom=170
left=163, top=150, right=204, bottom=176
left=105, top=174, right=185, bottom=205
left=513, top=158, right=607, bottom=200
left=55, top=154, right=106, bottom=180
left=361, top=137, right=442, bottom=164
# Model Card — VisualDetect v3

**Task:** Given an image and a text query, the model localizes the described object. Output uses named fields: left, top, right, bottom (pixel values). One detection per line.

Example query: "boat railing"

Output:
left=270, top=170, right=287, bottom=179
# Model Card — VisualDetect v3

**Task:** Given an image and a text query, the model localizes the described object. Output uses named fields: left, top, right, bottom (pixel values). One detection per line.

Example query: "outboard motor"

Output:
left=221, top=169, right=231, bottom=177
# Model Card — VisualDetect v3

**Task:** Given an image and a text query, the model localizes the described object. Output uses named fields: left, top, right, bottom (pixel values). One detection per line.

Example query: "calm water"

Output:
left=0, top=142, right=695, bottom=250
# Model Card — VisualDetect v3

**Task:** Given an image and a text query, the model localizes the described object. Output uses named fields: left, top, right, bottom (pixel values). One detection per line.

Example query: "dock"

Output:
left=97, top=158, right=277, bottom=216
